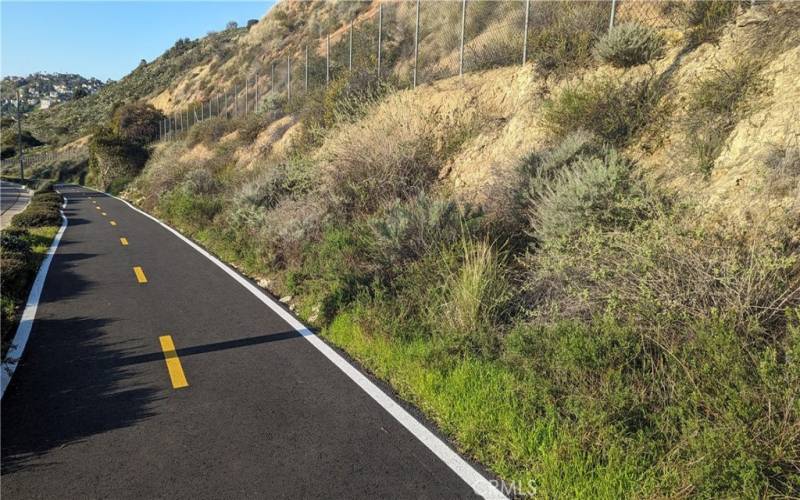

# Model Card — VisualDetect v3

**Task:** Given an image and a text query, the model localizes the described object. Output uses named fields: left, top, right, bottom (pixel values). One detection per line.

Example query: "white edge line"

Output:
left=85, top=186, right=507, bottom=500
left=1, top=196, right=69, bottom=399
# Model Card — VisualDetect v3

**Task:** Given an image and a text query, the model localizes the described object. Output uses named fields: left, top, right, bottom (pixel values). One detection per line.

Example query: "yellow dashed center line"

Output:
left=159, top=335, right=189, bottom=389
left=110, top=221, right=117, bottom=226
left=95, top=206, right=101, bottom=210
left=120, top=237, right=129, bottom=246
left=133, top=266, right=148, bottom=283
left=101, top=212, right=107, bottom=216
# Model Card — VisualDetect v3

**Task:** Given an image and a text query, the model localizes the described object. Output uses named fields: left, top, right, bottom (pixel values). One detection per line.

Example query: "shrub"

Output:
left=544, top=76, right=660, bottom=147
left=160, top=190, right=222, bottom=229
left=686, top=0, right=738, bottom=45
left=525, top=0, right=611, bottom=75
left=593, top=22, right=665, bottom=68
left=88, top=128, right=149, bottom=190
left=527, top=148, right=662, bottom=245
left=111, top=101, right=165, bottom=144
left=321, top=93, right=477, bottom=216
left=187, top=115, right=239, bottom=146
left=764, top=146, right=800, bottom=199
left=180, top=167, right=218, bottom=196
left=11, top=204, right=61, bottom=228
left=0, top=253, right=30, bottom=296
left=1, top=228, right=32, bottom=257
left=368, top=192, right=477, bottom=273
left=685, top=59, right=768, bottom=175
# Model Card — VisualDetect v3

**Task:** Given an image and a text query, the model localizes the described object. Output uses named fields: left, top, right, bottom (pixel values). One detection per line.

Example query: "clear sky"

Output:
left=1, top=1, right=275, bottom=81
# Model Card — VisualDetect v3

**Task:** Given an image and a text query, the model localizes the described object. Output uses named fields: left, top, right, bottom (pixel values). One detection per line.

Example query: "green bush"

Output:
left=88, top=128, right=149, bottom=190
left=0, top=253, right=30, bottom=297
left=544, top=76, right=660, bottom=147
left=593, top=22, right=665, bottom=68
left=0, top=228, right=33, bottom=256
left=111, top=101, right=165, bottom=144
left=160, top=190, right=222, bottom=230
left=186, top=115, right=239, bottom=146
left=527, top=147, right=662, bottom=245
left=367, top=193, right=475, bottom=273
left=11, top=203, right=62, bottom=228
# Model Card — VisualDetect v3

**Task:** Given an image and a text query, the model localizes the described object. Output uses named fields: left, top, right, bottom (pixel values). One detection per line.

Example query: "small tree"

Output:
left=111, top=101, right=165, bottom=145
left=226, top=21, right=238, bottom=30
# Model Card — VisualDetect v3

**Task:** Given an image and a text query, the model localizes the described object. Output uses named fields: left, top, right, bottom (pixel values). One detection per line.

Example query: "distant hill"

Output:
left=0, top=73, right=106, bottom=115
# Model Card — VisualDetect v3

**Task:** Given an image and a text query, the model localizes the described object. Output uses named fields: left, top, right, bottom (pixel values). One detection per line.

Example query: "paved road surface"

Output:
left=1, top=185, right=499, bottom=498
left=0, top=181, right=30, bottom=229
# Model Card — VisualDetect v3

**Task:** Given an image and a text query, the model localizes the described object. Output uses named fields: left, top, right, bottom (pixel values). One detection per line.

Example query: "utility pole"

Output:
left=16, top=90, right=24, bottom=180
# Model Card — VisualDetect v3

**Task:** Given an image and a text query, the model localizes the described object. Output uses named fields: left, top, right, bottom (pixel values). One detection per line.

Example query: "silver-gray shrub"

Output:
left=369, top=192, right=473, bottom=269
left=593, top=22, right=665, bottom=68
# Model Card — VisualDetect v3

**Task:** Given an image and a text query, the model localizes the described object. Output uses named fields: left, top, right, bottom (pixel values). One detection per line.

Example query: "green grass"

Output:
left=324, top=308, right=648, bottom=498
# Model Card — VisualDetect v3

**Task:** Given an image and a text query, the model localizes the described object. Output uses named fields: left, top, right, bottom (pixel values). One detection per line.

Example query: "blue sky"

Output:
left=1, top=1, right=274, bottom=81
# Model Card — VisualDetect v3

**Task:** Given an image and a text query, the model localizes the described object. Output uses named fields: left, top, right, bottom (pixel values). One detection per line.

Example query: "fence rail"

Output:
left=146, top=0, right=758, bottom=141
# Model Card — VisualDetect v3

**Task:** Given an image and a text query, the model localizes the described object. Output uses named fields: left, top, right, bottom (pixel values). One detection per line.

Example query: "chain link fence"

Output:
left=159, top=0, right=762, bottom=141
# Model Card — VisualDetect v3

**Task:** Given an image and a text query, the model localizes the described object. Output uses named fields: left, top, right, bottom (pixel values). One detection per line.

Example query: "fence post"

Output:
left=245, top=78, right=249, bottom=115
left=522, top=0, right=530, bottom=64
left=609, top=0, right=617, bottom=30
left=377, top=2, right=382, bottom=78
left=459, top=0, right=466, bottom=77
left=271, top=62, right=275, bottom=94
left=287, top=56, right=291, bottom=101
left=326, top=34, right=330, bottom=86
left=234, top=83, right=239, bottom=116
left=349, top=20, right=353, bottom=71
left=217, top=94, right=221, bottom=117
left=305, top=45, right=309, bottom=92
left=413, top=0, right=420, bottom=88
left=16, top=90, right=23, bottom=180
left=225, top=92, right=229, bottom=118
left=255, top=73, right=259, bottom=112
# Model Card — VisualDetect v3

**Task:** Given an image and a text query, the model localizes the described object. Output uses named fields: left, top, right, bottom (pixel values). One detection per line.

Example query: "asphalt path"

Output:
left=0, top=185, right=500, bottom=498
left=1, top=181, right=30, bottom=228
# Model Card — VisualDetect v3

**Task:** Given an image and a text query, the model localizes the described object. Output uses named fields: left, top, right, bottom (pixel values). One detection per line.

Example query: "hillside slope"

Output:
left=41, top=0, right=800, bottom=497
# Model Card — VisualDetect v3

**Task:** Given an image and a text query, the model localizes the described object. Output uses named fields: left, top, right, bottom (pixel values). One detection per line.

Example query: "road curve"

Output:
left=0, top=185, right=501, bottom=499
left=0, top=181, right=30, bottom=229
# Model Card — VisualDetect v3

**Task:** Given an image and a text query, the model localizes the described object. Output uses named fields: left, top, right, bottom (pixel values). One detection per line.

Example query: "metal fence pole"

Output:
left=609, top=0, right=617, bottom=30
left=349, top=20, right=353, bottom=71
left=255, top=73, right=259, bottom=112
left=225, top=92, right=229, bottom=118
left=413, top=0, right=420, bottom=88
left=305, top=45, right=309, bottom=92
left=16, top=90, right=23, bottom=180
left=217, top=94, right=221, bottom=117
left=245, top=78, right=249, bottom=115
left=377, top=3, right=383, bottom=78
left=287, top=56, right=291, bottom=101
left=326, top=34, right=330, bottom=86
left=522, top=0, right=530, bottom=64
left=459, top=0, right=466, bottom=77
left=271, top=62, right=275, bottom=94
left=234, top=83, right=239, bottom=116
